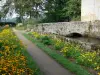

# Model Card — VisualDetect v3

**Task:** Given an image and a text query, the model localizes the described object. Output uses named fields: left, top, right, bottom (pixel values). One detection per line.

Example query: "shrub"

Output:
left=52, top=38, right=64, bottom=50
left=60, top=43, right=82, bottom=58
left=32, top=32, right=40, bottom=39
left=40, top=36, right=52, bottom=45
left=76, top=51, right=99, bottom=68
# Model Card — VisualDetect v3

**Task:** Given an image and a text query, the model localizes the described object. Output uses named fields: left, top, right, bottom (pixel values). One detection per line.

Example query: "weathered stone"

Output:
left=26, top=21, right=100, bottom=38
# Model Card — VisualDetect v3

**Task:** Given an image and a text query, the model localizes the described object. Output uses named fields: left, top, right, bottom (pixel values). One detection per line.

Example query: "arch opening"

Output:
left=66, top=33, right=83, bottom=38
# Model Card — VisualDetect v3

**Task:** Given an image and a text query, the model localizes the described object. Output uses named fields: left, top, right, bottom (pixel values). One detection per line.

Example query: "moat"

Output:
left=66, top=36, right=100, bottom=50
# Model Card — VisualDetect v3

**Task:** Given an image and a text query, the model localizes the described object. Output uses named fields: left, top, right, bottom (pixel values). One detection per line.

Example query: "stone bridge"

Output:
left=27, top=21, right=100, bottom=38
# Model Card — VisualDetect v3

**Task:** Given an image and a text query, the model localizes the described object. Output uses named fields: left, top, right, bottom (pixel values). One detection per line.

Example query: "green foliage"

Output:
left=76, top=51, right=99, bottom=68
left=16, top=17, right=22, bottom=23
left=2, top=0, right=44, bottom=24
left=52, top=39, right=64, bottom=50
left=42, top=0, right=68, bottom=22
left=14, top=0, right=43, bottom=18
left=40, top=36, right=52, bottom=45
left=31, top=32, right=52, bottom=45
left=41, top=0, right=81, bottom=22
left=31, top=32, right=40, bottom=39
left=0, top=42, right=3, bottom=48
left=0, top=12, right=4, bottom=20
left=61, top=44, right=82, bottom=58
left=25, top=18, right=39, bottom=25
left=2, top=0, right=81, bottom=23
left=66, top=0, right=81, bottom=21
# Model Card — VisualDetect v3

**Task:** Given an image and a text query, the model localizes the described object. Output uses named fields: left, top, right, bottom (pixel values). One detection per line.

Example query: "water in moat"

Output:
left=65, top=36, right=100, bottom=50
left=56, top=33, right=100, bottom=50
left=66, top=37, right=100, bottom=44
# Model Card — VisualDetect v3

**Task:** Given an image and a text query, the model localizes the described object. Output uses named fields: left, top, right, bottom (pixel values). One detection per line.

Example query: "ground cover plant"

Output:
left=0, top=28, right=42, bottom=75
left=52, top=38, right=65, bottom=50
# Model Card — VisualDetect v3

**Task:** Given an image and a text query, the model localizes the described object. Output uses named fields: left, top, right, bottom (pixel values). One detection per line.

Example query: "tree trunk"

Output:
left=30, top=11, right=32, bottom=19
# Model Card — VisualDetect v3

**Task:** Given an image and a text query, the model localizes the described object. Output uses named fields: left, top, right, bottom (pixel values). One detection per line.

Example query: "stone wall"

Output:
left=27, top=21, right=100, bottom=38
left=89, top=21, right=100, bottom=38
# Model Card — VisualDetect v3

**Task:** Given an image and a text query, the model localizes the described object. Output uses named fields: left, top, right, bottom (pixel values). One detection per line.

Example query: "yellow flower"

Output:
left=96, top=66, right=100, bottom=70
left=8, top=60, right=12, bottom=63
left=20, top=56, right=25, bottom=60
left=2, top=67, right=7, bottom=71
left=12, top=66, right=16, bottom=71
left=5, top=46, right=10, bottom=50
left=2, top=74, right=6, bottom=75
left=0, top=40, right=2, bottom=42
left=98, top=72, right=100, bottom=75
left=8, top=73, right=11, bottom=75
left=19, top=69, right=25, bottom=73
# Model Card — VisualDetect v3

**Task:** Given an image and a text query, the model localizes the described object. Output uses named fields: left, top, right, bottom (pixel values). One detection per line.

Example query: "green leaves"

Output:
left=65, top=0, right=81, bottom=21
left=41, top=0, right=81, bottom=22
left=40, top=36, right=52, bottom=45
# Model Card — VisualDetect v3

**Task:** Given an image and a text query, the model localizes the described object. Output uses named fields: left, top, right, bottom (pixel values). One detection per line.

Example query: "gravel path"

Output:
left=13, top=28, right=74, bottom=75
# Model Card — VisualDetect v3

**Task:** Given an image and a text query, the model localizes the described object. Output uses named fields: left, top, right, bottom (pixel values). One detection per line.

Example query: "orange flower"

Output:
left=2, top=67, right=7, bottom=71
left=20, top=56, right=25, bottom=60
left=12, top=66, right=16, bottom=71
left=19, top=68, right=25, bottom=73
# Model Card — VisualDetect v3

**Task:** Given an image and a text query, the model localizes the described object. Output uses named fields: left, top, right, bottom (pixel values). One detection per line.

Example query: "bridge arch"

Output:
left=66, top=32, right=83, bottom=38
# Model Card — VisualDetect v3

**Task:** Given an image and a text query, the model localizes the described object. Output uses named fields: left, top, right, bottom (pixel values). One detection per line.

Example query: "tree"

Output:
left=2, top=0, right=44, bottom=24
left=0, top=11, right=3, bottom=21
left=1, top=0, right=81, bottom=23
left=43, top=0, right=68, bottom=22
left=66, top=0, right=81, bottom=21
left=14, top=0, right=43, bottom=18
left=41, top=0, right=81, bottom=22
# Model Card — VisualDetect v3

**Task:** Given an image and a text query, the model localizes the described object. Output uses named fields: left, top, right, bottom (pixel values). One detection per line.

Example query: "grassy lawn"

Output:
left=24, top=33, right=93, bottom=75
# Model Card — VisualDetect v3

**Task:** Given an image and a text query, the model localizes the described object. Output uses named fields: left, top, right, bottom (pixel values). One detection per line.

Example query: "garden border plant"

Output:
left=23, top=33, right=93, bottom=75
left=0, top=28, right=43, bottom=75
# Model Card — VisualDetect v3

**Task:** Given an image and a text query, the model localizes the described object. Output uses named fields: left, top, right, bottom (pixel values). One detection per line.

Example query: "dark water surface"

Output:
left=66, top=37, right=100, bottom=44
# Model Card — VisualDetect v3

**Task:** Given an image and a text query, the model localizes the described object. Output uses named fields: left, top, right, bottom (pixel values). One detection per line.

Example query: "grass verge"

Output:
left=21, top=47, right=43, bottom=75
left=23, top=33, right=93, bottom=75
